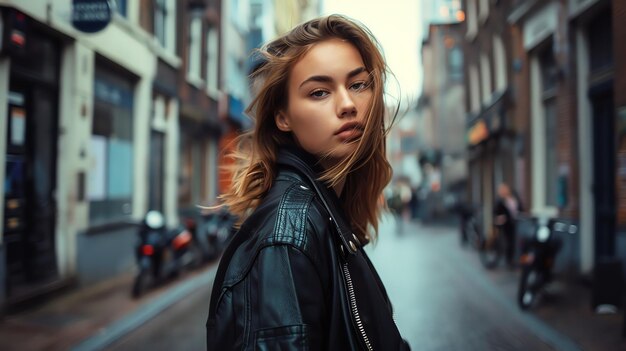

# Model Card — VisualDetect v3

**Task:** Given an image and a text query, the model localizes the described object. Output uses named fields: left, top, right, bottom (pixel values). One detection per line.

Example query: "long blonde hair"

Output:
left=220, top=15, right=395, bottom=242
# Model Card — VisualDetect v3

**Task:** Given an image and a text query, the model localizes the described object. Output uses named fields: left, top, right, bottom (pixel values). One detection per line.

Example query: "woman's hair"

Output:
left=220, top=14, right=395, bottom=242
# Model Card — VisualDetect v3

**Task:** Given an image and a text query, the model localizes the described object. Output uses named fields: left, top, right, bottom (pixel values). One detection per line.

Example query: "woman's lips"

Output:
left=336, top=128, right=363, bottom=141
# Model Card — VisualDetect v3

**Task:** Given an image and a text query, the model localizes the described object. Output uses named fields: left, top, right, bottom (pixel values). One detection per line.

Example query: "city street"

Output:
left=104, top=214, right=588, bottom=351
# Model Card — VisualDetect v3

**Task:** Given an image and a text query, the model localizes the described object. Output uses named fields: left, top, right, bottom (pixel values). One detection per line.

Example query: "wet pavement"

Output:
left=369, top=216, right=577, bottom=350
left=369, top=215, right=624, bottom=350
left=1, top=214, right=623, bottom=350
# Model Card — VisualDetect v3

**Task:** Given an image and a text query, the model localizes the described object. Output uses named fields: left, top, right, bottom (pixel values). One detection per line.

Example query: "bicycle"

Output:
left=480, top=224, right=505, bottom=269
left=458, top=204, right=484, bottom=251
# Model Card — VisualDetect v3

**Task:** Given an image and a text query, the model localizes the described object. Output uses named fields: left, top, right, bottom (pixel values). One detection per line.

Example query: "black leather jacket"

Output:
left=206, top=147, right=410, bottom=350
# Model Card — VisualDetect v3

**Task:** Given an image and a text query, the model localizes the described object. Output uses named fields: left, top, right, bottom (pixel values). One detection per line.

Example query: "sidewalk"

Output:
left=0, top=265, right=217, bottom=351
left=487, top=267, right=624, bottom=351
left=452, top=224, right=626, bottom=351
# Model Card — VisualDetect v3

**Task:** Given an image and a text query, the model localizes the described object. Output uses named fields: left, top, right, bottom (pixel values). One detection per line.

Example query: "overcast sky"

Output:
left=322, top=0, right=423, bottom=107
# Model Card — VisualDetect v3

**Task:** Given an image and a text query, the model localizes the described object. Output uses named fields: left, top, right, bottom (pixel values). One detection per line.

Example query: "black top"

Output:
left=206, top=146, right=409, bottom=350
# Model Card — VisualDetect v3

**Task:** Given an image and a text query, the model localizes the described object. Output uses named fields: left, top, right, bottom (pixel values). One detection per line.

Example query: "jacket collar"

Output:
left=276, top=146, right=360, bottom=255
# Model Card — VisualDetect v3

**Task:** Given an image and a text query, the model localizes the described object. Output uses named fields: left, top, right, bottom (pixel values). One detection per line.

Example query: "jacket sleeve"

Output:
left=247, top=244, right=327, bottom=350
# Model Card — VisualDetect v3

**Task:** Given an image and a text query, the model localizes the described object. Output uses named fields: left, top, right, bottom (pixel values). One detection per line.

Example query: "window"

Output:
left=114, top=0, right=127, bottom=17
left=149, top=96, right=167, bottom=211
left=154, top=0, right=167, bottom=48
left=479, top=0, right=489, bottom=22
left=480, top=53, right=492, bottom=105
left=493, top=35, right=507, bottom=91
left=154, top=0, right=176, bottom=53
left=540, top=47, right=558, bottom=206
left=178, top=125, right=202, bottom=208
left=89, top=69, right=134, bottom=225
left=466, top=0, right=478, bottom=39
left=206, top=27, right=219, bottom=96
left=544, top=99, right=558, bottom=206
left=187, top=15, right=202, bottom=81
left=469, top=64, right=480, bottom=113
left=448, top=46, right=463, bottom=82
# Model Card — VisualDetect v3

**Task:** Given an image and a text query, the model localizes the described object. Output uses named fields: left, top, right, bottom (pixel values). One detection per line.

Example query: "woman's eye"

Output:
left=350, top=81, right=368, bottom=91
left=310, top=90, right=328, bottom=98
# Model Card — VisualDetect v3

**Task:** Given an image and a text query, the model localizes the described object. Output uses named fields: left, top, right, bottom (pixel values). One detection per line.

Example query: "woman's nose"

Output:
left=336, top=88, right=357, bottom=118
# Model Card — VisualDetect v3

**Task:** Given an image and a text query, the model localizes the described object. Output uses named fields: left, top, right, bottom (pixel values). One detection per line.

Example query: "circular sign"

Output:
left=72, top=0, right=112, bottom=33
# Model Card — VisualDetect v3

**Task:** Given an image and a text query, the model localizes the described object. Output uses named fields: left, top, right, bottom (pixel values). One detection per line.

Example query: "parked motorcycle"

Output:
left=132, top=210, right=198, bottom=298
left=517, top=217, right=577, bottom=309
left=198, top=207, right=235, bottom=261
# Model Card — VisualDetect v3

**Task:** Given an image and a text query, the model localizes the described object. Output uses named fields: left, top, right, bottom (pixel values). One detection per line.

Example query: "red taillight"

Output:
left=142, top=245, right=154, bottom=256
left=10, top=31, right=26, bottom=47
left=172, top=230, right=192, bottom=250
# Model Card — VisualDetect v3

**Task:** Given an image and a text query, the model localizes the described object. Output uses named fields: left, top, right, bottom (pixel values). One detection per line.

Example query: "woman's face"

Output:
left=276, top=38, right=373, bottom=167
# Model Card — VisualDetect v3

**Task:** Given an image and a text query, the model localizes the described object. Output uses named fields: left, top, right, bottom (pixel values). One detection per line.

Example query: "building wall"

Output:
left=0, top=0, right=224, bottom=308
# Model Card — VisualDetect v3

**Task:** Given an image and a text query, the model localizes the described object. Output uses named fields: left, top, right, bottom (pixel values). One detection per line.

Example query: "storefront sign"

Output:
left=467, top=119, right=489, bottom=146
left=72, top=0, right=112, bottom=33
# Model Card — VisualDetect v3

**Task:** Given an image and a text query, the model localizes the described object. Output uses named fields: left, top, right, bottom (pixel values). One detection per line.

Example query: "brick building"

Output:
left=462, top=0, right=626, bottom=279
left=462, top=0, right=519, bottom=237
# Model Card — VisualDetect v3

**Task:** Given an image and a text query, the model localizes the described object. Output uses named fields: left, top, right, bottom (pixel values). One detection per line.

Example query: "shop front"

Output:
left=1, top=8, right=66, bottom=305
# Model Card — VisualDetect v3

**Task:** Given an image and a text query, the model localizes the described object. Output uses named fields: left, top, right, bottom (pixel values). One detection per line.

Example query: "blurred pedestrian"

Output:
left=494, top=182, right=524, bottom=269
left=206, top=15, right=410, bottom=350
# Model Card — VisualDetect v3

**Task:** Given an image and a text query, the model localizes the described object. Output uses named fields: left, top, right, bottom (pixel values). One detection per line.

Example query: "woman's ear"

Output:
left=275, top=111, right=291, bottom=132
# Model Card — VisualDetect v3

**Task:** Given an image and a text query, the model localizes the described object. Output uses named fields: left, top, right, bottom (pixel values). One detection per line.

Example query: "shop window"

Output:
left=114, top=0, right=127, bottom=17
left=88, top=69, right=134, bottom=225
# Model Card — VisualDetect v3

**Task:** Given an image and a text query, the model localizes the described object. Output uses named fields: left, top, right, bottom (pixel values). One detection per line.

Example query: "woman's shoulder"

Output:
left=221, top=180, right=332, bottom=285
left=240, top=177, right=332, bottom=254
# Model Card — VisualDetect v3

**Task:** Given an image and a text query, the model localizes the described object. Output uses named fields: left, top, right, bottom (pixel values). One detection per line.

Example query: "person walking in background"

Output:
left=494, top=182, right=524, bottom=269
left=206, top=15, right=410, bottom=350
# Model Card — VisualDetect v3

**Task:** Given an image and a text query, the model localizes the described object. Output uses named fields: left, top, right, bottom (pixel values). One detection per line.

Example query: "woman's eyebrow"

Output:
left=299, top=67, right=367, bottom=89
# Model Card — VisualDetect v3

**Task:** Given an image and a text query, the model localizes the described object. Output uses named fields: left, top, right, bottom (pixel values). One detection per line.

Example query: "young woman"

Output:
left=206, top=15, right=410, bottom=350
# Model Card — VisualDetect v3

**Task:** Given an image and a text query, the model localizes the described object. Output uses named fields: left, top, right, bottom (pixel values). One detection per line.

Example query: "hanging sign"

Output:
left=72, top=0, right=112, bottom=33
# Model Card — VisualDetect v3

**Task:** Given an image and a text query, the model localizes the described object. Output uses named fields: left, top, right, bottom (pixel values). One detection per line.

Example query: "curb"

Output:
left=70, top=266, right=217, bottom=351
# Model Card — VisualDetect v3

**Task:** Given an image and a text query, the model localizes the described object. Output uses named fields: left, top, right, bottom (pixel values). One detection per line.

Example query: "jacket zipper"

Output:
left=342, top=263, right=374, bottom=351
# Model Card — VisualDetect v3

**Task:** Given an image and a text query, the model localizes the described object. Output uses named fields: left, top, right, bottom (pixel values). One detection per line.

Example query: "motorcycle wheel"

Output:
left=518, top=267, right=540, bottom=310
left=132, top=269, right=151, bottom=298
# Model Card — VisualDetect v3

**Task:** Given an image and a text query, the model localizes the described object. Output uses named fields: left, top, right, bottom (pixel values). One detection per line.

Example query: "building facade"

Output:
left=462, top=0, right=519, bottom=243
left=462, top=0, right=626, bottom=277
left=413, top=19, right=467, bottom=220
left=0, top=0, right=223, bottom=312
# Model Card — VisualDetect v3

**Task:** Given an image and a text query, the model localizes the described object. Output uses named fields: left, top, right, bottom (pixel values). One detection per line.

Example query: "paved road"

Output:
left=369, top=215, right=579, bottom=351
left=105, top=277, right=211, bottom=351
left=107, top=214, right=581, bottom=351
